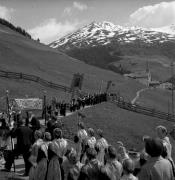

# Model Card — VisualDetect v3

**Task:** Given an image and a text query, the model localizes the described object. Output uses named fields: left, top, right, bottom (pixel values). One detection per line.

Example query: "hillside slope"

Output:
left=62, top=102, right=175, bottom=160
left=0, top=23, right=143, bottom=101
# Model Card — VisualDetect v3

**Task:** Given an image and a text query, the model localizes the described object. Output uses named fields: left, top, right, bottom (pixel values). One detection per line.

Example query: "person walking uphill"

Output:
left=11, top=118, right=33, bottom=176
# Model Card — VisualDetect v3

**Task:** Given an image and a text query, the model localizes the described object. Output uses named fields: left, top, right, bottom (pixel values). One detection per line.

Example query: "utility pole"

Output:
left=171, top=62, right=174, bottom=116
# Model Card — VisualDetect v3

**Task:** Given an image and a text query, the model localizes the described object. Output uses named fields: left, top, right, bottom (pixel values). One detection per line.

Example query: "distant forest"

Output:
left=0, top=18, right=32, bottom=39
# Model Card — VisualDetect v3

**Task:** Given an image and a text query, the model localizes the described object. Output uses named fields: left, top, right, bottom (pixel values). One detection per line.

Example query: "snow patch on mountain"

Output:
left=152, top=24, right=175, bottom=35
left=49, top=21, right=175, bottom=49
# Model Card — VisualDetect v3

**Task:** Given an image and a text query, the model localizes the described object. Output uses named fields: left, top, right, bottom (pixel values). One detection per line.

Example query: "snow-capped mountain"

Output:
left=49, top=21, right=175, bottom=76
left=50, top=21, right=175, bottom=49
left=152, top=24, right=175, bottom=35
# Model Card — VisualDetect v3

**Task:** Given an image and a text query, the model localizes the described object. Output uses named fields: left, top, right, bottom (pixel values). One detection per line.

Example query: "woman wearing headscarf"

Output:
left=77, top=122, right=87, bottom=143
left=29, top=130, right=44, bottom=180
left=80, top=128, right=96, bottom=164
left=101, top=146, right=122, bottom=180
left=32, top=132, right=51, bottom=180
left=121, top=158, right=138, bottom=180
left=117, top=146, right=129, bottom=164
left=156, top=125, right=175, bottom=176
left=87, top=128, right=96, bottom=148
left=62, top=149, right=83, bottom=180
left=47, top=128, right=68, bottom=180
left=95, top=129, right=108, bottom=165
left=156, top=125, right=172, bottom=159
left=0, top=118, right=13, bottom=172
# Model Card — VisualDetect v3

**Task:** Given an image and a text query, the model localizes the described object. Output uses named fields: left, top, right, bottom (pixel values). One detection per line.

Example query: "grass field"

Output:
left=62, top=102, right=175, bottom=160
left=136, top=87, right=175, bottom=113
left=112, top=55, right=173, bottom=81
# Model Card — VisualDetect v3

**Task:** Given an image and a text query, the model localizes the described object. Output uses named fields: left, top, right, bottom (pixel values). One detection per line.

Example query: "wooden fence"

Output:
left=109, top=94, right=175, bottom=122
left=0, top=70, right=71, bottom=92
left=0, top=69, right=174, bottom=122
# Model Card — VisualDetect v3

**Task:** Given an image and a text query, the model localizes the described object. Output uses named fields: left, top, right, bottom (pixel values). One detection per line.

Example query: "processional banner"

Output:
left=13, top=98, right=43, bottom=110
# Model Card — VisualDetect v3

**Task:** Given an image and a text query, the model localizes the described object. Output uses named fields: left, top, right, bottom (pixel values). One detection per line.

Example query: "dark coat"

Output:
left=11, top=125, right=33, bottom=153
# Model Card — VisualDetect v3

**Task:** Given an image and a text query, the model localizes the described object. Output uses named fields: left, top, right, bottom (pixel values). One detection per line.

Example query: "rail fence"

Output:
left=0, top=69, right=72, bottom=92
left=109, top=94, right=175, bottom=122
left=0, top=69, right=174, bottom=122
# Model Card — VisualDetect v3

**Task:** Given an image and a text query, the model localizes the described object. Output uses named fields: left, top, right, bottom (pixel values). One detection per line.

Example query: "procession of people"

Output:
left=0, top=109, right=175, bottom=180
left=0, top=91, right=175, bottom=180
left=45, top=93, right=107, bottom=117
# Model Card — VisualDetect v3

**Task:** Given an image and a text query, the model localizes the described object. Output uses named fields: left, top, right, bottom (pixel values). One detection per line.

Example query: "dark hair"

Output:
left=107, top=146, right=116, bottom=159
left=74, top=135, right=79, bottom=143
left=34, top=130, right=43, bottom=139
left=53, top=121, right=62, bottom=129
left=0, top=119, right=7, bottom=127
left=95, top=144, right=100, bottom=153
left=123, top=158, right=135, bottom=174
left=86, top=148, right=97, bottom=160
left=97, top=129, right=103, bottom=137
left=145, top=138, right=163, bottom=157
left=53, top=128, right=63, bottom=139
left=51, top=115, right=57, bottom=122
left=18, top=118, right=26, bottom=126
left=44, top=132, right=51, bottom=141
left=78, top=122, right=85, bottom=129
left=88, top=128, right=95, bottom=137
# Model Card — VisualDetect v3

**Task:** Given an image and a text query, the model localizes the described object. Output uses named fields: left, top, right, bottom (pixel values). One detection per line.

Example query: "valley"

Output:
left=50, top=21, right=175, bottom=113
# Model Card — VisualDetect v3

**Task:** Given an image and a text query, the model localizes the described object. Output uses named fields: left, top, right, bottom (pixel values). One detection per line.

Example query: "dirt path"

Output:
left=131, top=87, right=150, bottom=104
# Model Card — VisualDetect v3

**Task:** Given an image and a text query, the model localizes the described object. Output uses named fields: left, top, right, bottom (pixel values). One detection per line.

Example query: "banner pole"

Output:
left=6, top=90, right=11, bottom=124
left=6, top=90, right=16, bottom=172
left=43, top=90, right=47, bottom=126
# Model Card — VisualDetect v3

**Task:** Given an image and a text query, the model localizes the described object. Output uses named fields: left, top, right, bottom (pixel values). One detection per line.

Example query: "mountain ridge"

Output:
left=50, top=21, right=175, bottom=49
left=49, top=21, right=175, bottom=83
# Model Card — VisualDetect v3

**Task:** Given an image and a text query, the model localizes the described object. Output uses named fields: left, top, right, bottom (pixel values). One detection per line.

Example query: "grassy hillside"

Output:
left=61, top=42, right=175, bottom=82
left=137, top=88, right=174, bottom=113
left=1, top=22, right=175, bottom=161
left=0, top=23, right=143, bottom=101
left=62, top=102, right=175, bottom=160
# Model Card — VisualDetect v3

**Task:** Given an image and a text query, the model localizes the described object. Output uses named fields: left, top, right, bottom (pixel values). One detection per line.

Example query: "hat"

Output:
left=123, top=158, right=135, bottom=173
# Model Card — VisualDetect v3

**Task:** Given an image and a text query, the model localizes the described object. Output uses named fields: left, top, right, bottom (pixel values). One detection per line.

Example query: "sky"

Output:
left=0, top=0, right=175, bottom=44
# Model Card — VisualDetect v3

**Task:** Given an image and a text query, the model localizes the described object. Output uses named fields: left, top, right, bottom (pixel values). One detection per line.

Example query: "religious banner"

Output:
left=106, top=80, right=115, bottom=93
left=13, top=98, right=43, bottom=110
left=70, top=73, right=84, bottom=90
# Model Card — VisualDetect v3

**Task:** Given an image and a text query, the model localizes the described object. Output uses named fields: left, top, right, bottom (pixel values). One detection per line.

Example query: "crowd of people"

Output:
left=0, top=108, right=175, bottom=180
left=45, top=93, right=107, bottom=117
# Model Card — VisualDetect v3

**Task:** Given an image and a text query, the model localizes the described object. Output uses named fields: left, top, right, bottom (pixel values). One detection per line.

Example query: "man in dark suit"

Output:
left=10, top=118, right=33, bottom=176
